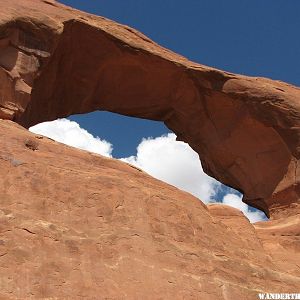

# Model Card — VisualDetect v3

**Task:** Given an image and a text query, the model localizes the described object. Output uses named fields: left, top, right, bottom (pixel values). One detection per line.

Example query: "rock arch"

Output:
left=1, top=0, right=299, bottom=218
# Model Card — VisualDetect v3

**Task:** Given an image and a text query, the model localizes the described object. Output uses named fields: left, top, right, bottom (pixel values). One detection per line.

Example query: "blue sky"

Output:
left=31, top=1, right=300, bottom=222
left=60, top=0, right=300, bottom=84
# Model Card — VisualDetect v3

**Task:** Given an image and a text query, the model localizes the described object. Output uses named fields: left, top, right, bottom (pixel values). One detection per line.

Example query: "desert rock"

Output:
left=0, top=0, right=300, bottom=298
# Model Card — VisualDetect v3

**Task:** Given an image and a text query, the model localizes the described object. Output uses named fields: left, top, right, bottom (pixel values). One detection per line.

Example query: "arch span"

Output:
left=1, top=0, right=300, bottom=218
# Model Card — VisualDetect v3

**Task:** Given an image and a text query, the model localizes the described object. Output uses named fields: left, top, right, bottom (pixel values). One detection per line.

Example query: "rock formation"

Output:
left=0, top=0, right=299, bottom=298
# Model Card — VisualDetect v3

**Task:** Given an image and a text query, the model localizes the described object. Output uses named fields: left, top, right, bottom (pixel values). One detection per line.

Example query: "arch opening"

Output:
left=29, top=110, right=268, bottom=223
left=11, top=16, right=298, bottom=221
left=0, top=0, right=298, bottom=222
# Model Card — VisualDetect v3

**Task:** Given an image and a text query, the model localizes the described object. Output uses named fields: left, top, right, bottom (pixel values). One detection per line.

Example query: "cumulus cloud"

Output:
left=29, top=118, right=113, bottom=157
left=30, top=119, right=266, bottom=223
left=121, top=133, right=221, bottom=202
left=222, top=193, right=266, bottom=223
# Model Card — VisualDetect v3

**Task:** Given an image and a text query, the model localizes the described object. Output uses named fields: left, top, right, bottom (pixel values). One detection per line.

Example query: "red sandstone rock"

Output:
left=0, top=0, right=300, bottom=298
left=0, top=119, right=299, bottom=299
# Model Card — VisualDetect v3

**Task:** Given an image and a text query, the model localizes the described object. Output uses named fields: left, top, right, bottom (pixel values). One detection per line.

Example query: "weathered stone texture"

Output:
left=0, top=0, right=299, bottom=298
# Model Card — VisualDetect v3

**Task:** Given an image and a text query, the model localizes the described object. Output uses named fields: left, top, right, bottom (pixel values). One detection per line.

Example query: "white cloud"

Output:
left=222, top=193, right=266, bottom=223
left=29, top=119, right=113, bottom=157
left=29, top=119, right=266, bottom=223
left=121, top=133, right=221, bottom=203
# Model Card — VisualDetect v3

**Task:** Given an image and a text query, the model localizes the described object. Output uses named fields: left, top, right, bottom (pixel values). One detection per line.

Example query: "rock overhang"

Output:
left=0, top=0, right=299, bottom=219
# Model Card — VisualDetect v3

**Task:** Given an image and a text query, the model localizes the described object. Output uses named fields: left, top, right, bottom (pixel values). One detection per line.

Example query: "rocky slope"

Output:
left=0, top=0, right=299, bottom=298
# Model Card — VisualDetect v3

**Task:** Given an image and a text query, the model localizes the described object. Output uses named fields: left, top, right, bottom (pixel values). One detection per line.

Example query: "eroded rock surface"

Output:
left=0, top=0, right=299, bottom=218
left=0, top=0, right=300, bottom=298
left=0, top=120, right=299, bottom=299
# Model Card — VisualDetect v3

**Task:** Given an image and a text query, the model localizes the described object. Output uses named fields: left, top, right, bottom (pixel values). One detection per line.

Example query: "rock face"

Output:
left=0, top=120, right=299, bottom=299
left=0, top=0, right=299, bottom=219
left=0, top=0, right=299, bottom=298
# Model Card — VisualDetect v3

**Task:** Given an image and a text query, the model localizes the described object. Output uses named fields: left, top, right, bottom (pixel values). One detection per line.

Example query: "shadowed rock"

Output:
left=1, top=0, right=299, bottom=219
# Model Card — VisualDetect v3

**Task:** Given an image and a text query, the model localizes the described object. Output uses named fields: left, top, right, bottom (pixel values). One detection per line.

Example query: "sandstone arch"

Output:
left=1, top=0, right=299, bottom=219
